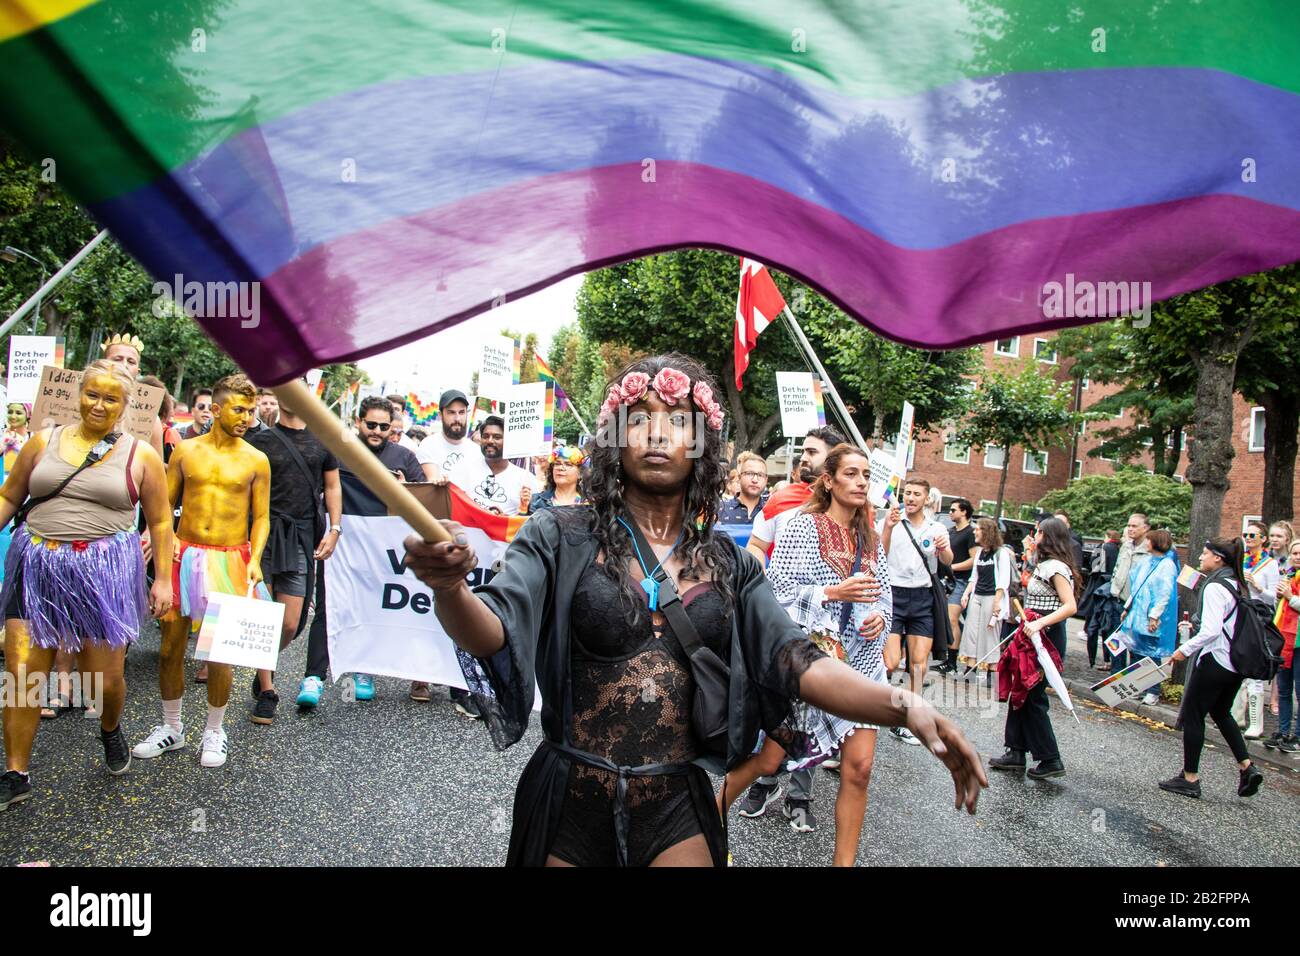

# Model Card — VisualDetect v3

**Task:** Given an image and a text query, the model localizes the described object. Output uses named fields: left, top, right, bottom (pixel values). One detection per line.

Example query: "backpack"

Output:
left=1225, top=587, right=1286, bottom=680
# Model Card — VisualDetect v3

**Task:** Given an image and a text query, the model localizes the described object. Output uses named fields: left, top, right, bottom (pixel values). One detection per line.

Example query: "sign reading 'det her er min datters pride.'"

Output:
left=504, top=381, right=550, bottom=459
left=776, top=371, right=820, bottom=438
left=6, top=335, right=62, bottom=405
left=29, top=366, right=163, bottom=443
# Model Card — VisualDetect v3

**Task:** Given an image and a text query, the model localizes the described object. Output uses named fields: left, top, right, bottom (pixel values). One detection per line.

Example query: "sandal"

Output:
left=40, top=695, right=73, bottom=719
left=195, top=665, right=209, bottom=684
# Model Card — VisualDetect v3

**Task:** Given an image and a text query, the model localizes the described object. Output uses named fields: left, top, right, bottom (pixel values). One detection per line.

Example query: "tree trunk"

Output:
left=1168, top=426, right=1184, bottom=478
left=1260, top=393, right=1300, bottom=524
left=721, top=373, right=750, bottom=453
left=1151, top=432, right=1167, bottom=477
left=995, top=455, right=1010, bottom=520
left=1186, top=322, right=1255, bottom=556
left=172, top=359, right=187, bottom=401
left=748, top=411, right=782, bottom=460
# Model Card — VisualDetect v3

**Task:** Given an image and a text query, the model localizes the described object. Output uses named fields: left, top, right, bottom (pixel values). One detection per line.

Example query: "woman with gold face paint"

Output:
left=3, top=403, right=31, bottom=466
left=0, top=360, right=174, bottom=810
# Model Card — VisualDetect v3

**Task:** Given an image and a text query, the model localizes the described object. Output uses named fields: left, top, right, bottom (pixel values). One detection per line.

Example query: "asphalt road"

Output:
left=3, top=619, right=1298, bottom=867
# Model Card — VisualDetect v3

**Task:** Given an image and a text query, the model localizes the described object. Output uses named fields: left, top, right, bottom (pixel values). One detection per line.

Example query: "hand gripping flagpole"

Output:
left=271, top=378, right=452, bottom=544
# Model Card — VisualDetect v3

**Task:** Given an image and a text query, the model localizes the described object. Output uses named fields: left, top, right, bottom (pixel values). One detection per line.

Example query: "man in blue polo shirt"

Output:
left=719, top=451, right=769, bottom=524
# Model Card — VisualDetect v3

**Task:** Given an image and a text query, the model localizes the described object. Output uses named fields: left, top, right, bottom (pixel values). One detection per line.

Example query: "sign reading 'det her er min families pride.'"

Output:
left=6, top=335, right=63, bottom=405
left=29, top=366, right=164, bottom=443
left=776, top=371, right=823, bottom=438
left=477, top=335, right=518, bottom=402
left=503, top=381, right=550, bottom=459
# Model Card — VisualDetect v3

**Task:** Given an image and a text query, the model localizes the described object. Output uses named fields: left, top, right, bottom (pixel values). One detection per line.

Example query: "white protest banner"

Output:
left=867, top=447, right=904, bottom=509
left=7, top=335, right=62, bottom=404
left=30, top=366, right=163, bottom=442
left=776, top=371, right=820, bottom=438
left=325, top=516, right=541, bottom=715
left=478, top=335, right=518, bottom=402
left=1090, top=656, right=1168, bottom=707
left=894, top=401, right=915, bottom=473
left=193, top=592, right=286, bottom=670
left=503, top=381, right=549, bottom=459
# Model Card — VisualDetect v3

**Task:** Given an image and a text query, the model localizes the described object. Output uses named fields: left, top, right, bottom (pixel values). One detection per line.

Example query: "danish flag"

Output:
left=734, top=258, right=787, bottom=391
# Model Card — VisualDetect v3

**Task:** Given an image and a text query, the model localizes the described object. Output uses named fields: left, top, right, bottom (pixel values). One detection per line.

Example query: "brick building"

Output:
left=909, top=333, right=1292, bottom=538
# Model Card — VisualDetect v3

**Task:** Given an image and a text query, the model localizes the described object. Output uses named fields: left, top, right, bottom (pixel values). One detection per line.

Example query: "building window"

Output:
left=943, top=433, right=970, bottom=464
left=1072, top=459, right=1083, bottom=480
left=1080, top=375, right=1089, bottom=390
left=1034, top=339, right=1058, bottom=364
left=979, top=500, right=998, bottom=516
left=994, top=337, right=1019, bottom=358
left=1023, top=451, right=1047, bottom=475
left=1242, top=514, right=1263, bottom=534
left=984, top=445, right=1006, bottom=470
left=1249, top=406, right=1265, bottom=452
left=1077, top=420, right=1086, bottom=436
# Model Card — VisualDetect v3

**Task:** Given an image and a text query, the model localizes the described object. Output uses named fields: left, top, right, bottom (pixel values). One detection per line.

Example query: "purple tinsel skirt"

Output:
left=0, top=526, right=148, bottom=651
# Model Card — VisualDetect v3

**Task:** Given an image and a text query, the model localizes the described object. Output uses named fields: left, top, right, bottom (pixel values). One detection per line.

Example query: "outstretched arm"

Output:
left=798, top=657, right=987, bottom=812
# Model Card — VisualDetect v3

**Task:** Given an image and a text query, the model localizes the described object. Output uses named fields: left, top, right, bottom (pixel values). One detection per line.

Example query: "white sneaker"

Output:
left=199, top=728, right=228, bottom=768
left=132, top=724, right=185, bottom=759
left=1141, top=692, right=1160, bottom=706
left=891, top=727, right=922, bottom=746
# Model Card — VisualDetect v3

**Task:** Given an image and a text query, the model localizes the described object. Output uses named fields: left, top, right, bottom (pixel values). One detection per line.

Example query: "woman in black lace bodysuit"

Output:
left=405, top=354, right=986, bottom=866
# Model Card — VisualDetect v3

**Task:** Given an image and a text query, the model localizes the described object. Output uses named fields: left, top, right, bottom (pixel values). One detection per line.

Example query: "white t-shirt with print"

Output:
left=456, top=460, right=541, bottom=516
left=416, top=431, right=484, bottom=476
left=878, top=515, right=947, bottom=588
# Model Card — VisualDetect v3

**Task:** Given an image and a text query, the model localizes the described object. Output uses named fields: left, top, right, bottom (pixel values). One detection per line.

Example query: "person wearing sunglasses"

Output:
left=1236, top=520, right=1278, bottom=740
left=180, top=388, right=214, bottom=440
left=295, top=397, right=424, bottom=711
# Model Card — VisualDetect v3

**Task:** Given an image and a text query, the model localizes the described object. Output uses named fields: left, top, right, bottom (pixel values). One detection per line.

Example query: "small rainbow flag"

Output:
left=512, top=340, right=521, bottom=385
left=811, top=378, right=826, bottom=427
left=405, top=391, right=439, bottom=427
left=53, top=336, right=65, bottom=368
left=543, top=382, right=555, bottom=445
left=1177, top=565, right=1203, bottom=590
left=535, top=354, right=570, bottom=412
left=172, top=409, right=194, bottom=429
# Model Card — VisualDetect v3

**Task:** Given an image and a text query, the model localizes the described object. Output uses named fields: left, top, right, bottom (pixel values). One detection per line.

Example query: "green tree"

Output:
left=1054, top=321, right=1195, bottom=477
left=1039, top=469, right=1192, bottom=539
left=576, top=250, right=976, bottom=458
left=954, top=363, right=1082, bottom=519
left=1235, top=301, right=1300, bottom=524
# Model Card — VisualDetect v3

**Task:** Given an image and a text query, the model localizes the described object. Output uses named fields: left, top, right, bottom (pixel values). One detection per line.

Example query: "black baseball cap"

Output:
left=438, top=389, right=469, bottom=410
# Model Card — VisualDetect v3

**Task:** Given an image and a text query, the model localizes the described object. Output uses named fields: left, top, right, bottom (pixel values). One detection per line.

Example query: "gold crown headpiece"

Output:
left=100, top=333, right=145, bottom=355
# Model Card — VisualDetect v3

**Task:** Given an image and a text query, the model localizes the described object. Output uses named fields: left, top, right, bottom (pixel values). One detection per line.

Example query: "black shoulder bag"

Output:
left=266, top=426, right=327, bottom=533
left=623, top=514, right=730, bottom=757
left=12, top=432, right=121, bottom=531
left=899, top=518, right=956, bottom=660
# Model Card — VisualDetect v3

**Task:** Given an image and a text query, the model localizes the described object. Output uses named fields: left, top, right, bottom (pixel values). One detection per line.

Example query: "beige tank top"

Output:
left=26, top=426, right=139, bottom=540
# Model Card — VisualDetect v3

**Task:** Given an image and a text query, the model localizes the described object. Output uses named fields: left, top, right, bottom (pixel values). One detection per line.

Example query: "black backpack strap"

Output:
left=13, top=430, right=121, bottom=530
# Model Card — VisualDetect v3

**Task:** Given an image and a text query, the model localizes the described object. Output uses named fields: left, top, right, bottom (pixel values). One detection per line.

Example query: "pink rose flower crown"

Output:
left=597, top=366, right=725, bottom=431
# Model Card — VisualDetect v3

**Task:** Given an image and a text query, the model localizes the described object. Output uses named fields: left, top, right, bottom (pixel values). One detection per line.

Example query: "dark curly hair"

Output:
left=580, top=353, right=734, bottom=621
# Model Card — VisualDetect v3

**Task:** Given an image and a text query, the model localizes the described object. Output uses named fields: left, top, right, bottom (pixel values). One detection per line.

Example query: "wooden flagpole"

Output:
left=271, top=379, right=451, bottom=543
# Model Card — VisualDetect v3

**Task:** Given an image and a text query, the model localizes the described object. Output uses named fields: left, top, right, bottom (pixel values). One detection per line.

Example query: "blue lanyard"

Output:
left=616, top=516, right=683, bottom=611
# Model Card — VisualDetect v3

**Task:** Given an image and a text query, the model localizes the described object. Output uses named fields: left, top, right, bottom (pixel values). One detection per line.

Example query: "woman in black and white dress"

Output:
left=988, top=517, right=1078, bottom=780
left=959, top=518, right=1012, bottom=677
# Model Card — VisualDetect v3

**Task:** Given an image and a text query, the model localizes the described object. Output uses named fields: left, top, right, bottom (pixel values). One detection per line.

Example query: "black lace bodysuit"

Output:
left=548, top=567, right=730, bottom=866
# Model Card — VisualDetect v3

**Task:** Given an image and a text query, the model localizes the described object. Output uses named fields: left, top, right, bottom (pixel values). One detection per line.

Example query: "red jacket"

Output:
left=997, top=609, right=1064, bottom=710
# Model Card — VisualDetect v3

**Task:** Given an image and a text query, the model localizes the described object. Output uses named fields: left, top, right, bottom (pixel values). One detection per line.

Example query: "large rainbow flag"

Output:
left=3, top=1, right=1299, bottom=383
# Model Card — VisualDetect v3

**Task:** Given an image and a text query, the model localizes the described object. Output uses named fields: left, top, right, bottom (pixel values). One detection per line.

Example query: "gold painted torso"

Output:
left=175, top=435, right=265, bottom=547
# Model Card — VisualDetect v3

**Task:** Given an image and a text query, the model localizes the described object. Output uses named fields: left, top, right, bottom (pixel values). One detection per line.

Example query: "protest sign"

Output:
left=776, top=372, right=825, bottom=438
left=1090, top=656, right=1168, bottom=707
left=894, top=400, right=915, bottom=472
left=29, top=366, right=163, bottom=442
left=478, top=336, right=518, bottom=401
left=867, top=447, right=904, bottom=508
left=503, top=381, right=550, bottom=458
left=193, top=591, right=286, bottom=670
left=7, top=335, right=63, bottom=404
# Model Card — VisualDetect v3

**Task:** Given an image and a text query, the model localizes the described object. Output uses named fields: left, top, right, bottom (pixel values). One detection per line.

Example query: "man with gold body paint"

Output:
left=132, top=374, right=273, bottom=769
